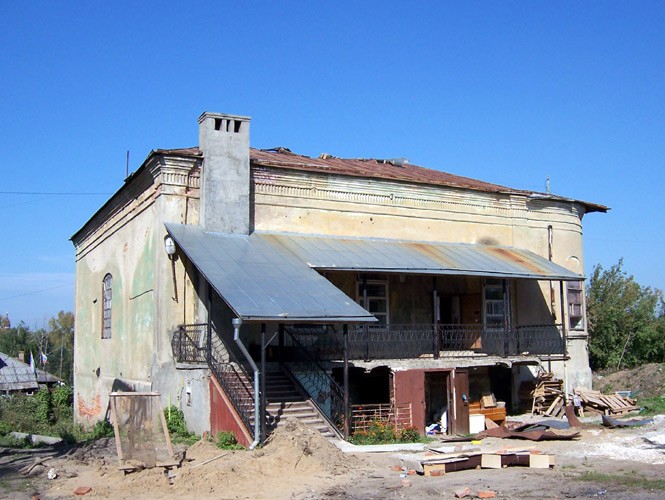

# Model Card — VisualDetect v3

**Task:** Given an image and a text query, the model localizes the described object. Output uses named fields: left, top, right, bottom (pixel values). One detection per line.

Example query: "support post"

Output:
left=278, top=324, right=284, bottom=364
left=559, top=281, right=568, bottom=403
left=503, top=279, right=510, bottom=356
left=260, top=323, right=267, bottom=444
left=433, top=277, right=440, bottom=358
left=343, top=324, right=350, bottom=440
left=206, top=286, right=213, bottom=365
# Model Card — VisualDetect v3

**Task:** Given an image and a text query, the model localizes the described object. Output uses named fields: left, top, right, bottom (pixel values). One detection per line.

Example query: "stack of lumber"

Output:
left=573, top=388, right=638, bottom=416
left=531, top=373, right=565, bottom=417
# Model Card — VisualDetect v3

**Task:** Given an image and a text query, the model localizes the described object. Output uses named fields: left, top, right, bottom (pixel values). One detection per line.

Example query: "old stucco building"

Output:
left=72, top=112, right=606, bottom=445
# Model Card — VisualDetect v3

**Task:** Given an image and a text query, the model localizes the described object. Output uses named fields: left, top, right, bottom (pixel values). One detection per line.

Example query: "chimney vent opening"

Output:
left=214, top=118, right=222, bottom=131
left=234, top=120, right=242, bottom=133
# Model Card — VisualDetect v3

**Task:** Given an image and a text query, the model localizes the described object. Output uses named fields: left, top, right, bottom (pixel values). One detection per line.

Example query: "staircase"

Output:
left=264, top=370, right=338, bottom=439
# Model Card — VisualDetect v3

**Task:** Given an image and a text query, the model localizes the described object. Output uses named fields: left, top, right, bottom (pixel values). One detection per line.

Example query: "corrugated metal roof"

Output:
left=256, top=233, right=583, bottom=281
left=0, top=353, right=40, bottom=392
left=165, top=224, right=377, bottom=322
left=148, top=147, right=608, bottom=213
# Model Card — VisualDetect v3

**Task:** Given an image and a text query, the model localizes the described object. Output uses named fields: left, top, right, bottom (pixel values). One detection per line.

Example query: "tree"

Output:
left=0, top=321, right=39, bottom=361
left=0, top=311, right=75, bottom=384
left=46, top=311, right=74, bottom=384
left=586, top=259, right=665, bottom=370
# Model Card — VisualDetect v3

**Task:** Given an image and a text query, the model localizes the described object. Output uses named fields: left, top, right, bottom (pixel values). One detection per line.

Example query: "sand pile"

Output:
left=44, top=420, right=358, bottom=499
left=168, top=419, right=357, bottom=498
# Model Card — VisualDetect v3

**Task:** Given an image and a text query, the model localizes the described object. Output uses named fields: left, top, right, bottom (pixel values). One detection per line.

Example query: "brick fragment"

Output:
left=74, top=486, right=93, bottom=496
left=478, top=490, right=497, bottom=499
left=454, top=487, right=472, bottom=498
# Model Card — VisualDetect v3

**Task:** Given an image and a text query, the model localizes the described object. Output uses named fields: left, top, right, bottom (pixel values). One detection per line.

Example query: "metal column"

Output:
left=260, top=323, right=267, bottom=443
left=343, top=324, right=350, bottom=440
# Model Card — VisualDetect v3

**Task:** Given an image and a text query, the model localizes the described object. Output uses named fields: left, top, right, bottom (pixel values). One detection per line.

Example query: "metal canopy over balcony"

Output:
left=165, top=223, right=377, bottom=323
left=257, top=232, right=583, bottom=281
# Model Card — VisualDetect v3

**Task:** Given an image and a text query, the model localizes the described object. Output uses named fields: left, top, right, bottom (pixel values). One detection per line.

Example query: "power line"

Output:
left=0, top=283, right=74, bottom=302
left=0, top=191, right=112, bottom=195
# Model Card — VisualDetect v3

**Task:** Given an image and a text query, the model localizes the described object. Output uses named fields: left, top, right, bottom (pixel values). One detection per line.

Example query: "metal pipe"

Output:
left=260, top=323, right=266, bottom=444
left=232, top=317, right=260, bottom=450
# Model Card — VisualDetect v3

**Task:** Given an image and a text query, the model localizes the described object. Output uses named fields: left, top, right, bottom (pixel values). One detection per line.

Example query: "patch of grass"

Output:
left=638, top=396, right=665, bottom=416
left=577, top=471, right=665, bottom=491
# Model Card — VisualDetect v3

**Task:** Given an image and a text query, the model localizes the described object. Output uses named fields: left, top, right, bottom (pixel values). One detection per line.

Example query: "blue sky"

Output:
left=1, top=2, right=663, bottom=327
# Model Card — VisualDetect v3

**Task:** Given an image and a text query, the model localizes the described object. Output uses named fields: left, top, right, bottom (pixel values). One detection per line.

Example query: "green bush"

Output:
left=215, top=431, right=244, bottom=450
left=398, top=426, right=421, bottom=443
left=88, top=419, right=115, bottom=439
left=34, top=389, right=53, bottom=425
left=163, top=405, right=198, bottom=444
left=350, top=420, right=423, bottom=445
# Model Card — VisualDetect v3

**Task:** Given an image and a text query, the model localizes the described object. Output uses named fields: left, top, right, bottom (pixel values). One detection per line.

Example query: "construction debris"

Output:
left=601, top=414, right=653, bottom=428
left=393, top=445, right=555, bottom=476
left=574, top=387, right=638, bottom=416
left=530, top=372, right=565, bottom=417
left=477, top=405, right=581, bottom=441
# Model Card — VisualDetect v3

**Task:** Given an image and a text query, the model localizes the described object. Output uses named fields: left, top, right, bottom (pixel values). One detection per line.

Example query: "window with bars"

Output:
left=102, top=274, right=112, bottom=339
left=567, top=280, right=584, bottom=329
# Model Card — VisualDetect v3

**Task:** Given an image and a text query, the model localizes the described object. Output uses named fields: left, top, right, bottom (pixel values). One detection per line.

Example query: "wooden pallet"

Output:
left=573, top=388, right=638, bottom=415
left=531, top=373, right=564, bottom=416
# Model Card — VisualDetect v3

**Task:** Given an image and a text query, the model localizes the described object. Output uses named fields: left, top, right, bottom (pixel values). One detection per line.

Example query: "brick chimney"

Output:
left=198, top=112, right=251, bottom=234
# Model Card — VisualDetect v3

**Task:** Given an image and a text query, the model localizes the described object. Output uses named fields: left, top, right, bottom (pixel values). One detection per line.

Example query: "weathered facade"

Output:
left=72, top=112, right=606, bottom=443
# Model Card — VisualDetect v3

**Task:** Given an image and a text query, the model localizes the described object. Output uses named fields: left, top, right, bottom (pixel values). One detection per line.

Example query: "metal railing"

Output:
left=282, top=327, right=346, bottom=435
left=285, top=323, right=565, bottom=360
left=350, top=402, right=413, bottom=433
left=171, top=324, right=207, bottom=363
left=172, top=323, right=255, bottom=433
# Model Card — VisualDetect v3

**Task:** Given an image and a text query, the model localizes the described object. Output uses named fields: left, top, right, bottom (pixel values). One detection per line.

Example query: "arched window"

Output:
left=102, top=274, right=112, bottom=339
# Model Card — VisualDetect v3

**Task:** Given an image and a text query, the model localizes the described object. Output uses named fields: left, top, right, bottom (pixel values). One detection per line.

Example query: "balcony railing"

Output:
left=285, top=323, right=565, bottom=361
left=172, top=323, right=255, bottom=432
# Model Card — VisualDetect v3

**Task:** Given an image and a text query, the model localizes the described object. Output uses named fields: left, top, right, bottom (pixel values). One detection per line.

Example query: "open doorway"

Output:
left=424, top=371, right=450, bottom=434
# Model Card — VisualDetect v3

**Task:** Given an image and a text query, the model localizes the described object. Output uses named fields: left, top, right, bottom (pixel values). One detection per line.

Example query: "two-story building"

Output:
left=71, top=112, right=606, bottom=446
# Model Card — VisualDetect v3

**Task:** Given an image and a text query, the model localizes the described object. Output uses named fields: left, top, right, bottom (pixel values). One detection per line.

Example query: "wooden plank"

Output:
left=529, top=454, right=555, bottom=469
left=481, top=454, right=502, bottom=469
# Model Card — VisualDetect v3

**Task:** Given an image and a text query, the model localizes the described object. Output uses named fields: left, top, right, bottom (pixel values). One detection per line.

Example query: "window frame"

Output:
left=483, top=278, right=511, bottom=328
left=356, top=274, right=389, bottom=326
left=102, top=273, right=113, bottom=339
left=567, top=280, right=585, bottom=330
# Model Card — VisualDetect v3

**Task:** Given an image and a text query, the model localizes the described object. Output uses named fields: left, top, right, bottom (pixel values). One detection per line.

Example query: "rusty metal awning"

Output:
left=165, top=224, right=376, bottom=322
left=256, top=233, right=583, bottom=281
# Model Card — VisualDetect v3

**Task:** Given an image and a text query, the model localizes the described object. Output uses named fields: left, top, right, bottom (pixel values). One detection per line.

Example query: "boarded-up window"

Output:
left=567, top=281, right=584, bottom=329
left=102, top=273, right=112, bottom=339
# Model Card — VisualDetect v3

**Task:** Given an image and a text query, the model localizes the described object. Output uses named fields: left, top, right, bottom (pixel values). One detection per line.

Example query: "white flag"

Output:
left=29, top=352, right=36, bottom=373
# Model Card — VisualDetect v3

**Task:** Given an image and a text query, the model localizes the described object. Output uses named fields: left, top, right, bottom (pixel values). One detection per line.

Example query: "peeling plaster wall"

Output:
left=72, top=156, right=211, bottom=432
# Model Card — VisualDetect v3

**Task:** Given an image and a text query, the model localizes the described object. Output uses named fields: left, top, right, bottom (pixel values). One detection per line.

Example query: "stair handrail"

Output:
left=172, top=322, right=255, bottom=437
left=282, top=327, right=347, bottom=437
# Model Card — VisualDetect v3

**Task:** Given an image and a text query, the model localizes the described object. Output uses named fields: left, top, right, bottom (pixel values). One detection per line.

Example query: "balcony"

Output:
left=286, top=323, right=566, bottom=361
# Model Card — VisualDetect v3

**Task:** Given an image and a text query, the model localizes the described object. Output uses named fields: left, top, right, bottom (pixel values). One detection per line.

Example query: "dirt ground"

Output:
left=593, top=363, right=665, bottom=399
left=1, top=414, right=663, bottom=500
left=1, top=364, right=664, bottom=500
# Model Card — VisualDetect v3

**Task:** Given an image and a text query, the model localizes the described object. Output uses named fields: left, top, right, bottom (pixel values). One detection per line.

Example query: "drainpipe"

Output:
left=232, top=317, right=260, bottom=450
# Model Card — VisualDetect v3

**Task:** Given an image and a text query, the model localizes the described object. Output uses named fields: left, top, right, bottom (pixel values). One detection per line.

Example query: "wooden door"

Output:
left=452, top=369, right=469, bottom=434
